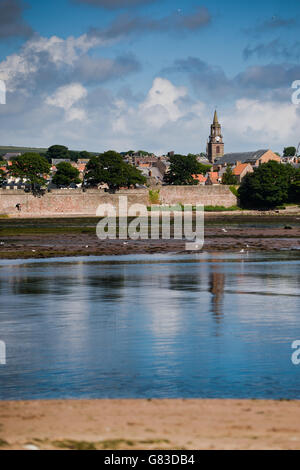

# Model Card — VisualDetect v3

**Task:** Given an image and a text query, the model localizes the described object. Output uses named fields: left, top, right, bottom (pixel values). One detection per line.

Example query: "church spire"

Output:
left=213, top=109, right=219, bottom=125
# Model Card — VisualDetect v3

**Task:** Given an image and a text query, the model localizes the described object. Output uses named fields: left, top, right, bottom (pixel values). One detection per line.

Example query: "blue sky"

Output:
left=0, top=0, right=300, bottom=154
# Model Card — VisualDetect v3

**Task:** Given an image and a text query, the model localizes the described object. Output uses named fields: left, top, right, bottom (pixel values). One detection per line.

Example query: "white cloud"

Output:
left=23, top=34, right=100, bottom=66
left=46, top=83, right=88, bottom=121
left=140, top=77, right=187, bottom=127
left=223, top=99, right=300, bottom=148
left=103, top=85, right=300, bottom=153
left=1, top=65, right=300, bottom=154
left=0, top=33, right=108, bottom=92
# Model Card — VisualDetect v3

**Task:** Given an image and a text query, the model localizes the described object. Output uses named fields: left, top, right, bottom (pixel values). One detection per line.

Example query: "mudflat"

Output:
left=0, top=399, right=300, bottom=450
left=0, top=214, right=299, bottom=259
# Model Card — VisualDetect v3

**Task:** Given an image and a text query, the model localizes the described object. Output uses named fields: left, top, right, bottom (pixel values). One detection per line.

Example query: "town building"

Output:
left=51, top=158, right=71, bottom=166
left=136, top=158, right=167, bottom=184
left=205, top=172, right=221, bottom=185
left=232, top=163, right=253, bottom=183
left=197, top=155, right=211, bottom=165
left=192, top=174, right=207, bottom=185
left=207, top=111, right=224, bottom=164
left=216, top=149, right=280, bottom=168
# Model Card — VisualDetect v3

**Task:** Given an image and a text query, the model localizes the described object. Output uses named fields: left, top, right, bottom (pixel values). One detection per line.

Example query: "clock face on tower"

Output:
left=216, top=136, right=220, bottom=142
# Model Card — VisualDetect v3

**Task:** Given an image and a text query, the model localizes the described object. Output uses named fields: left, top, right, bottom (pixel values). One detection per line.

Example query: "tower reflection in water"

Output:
left=209, top=258, right=225, bottom=325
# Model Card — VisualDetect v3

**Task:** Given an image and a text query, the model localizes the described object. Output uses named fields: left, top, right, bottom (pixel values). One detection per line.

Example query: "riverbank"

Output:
left=0, top=215, right=299, bottom=259
left=0, top=399, right=300, bottom=450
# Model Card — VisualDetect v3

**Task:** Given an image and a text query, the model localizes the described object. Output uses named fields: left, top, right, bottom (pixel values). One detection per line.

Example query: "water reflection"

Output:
left=0, top=252, right=300, bottom=400
left=209, top=268, right=225, bottom=322
left=87, top=273, right=126, bottom=302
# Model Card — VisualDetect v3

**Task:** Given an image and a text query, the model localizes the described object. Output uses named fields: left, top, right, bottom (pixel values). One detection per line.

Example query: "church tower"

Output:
left=207, top=110, right=224, bottom=164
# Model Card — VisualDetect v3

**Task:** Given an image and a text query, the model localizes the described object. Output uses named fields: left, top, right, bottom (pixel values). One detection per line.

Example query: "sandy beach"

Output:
left=0, top=399, right=300, bottom=450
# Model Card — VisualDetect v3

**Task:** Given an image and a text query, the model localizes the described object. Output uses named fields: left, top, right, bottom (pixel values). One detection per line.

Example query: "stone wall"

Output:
left=160, top=185, right=236, bottom=206
left=0, top=186, right=237, bottom=216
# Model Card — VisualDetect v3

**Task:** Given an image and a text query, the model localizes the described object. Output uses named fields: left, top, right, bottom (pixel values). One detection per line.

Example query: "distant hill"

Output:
left=0, top=146, right=47, bottom=156
left=0, top=146, right=99, bottom=157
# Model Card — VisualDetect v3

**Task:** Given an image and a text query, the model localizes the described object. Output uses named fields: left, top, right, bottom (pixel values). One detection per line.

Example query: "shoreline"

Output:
left=0, top=212, right=299, bottom=259
left=2, top=207, right=300, bottom=219
left=1, top=399, right=300, bottom=450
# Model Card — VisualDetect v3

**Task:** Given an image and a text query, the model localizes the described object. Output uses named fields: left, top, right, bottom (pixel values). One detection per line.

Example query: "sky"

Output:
left=0, top=0, right=300, bottom=154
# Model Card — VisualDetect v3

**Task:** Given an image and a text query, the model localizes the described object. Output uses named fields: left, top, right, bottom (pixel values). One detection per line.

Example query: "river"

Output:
left=0, top=252, right=300, bottom=400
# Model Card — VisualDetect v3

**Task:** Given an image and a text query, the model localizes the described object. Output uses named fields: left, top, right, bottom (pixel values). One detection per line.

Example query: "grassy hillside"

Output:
left=0, top=146, right=99, bottom=157
left=0, top=146, right=47, bottom=156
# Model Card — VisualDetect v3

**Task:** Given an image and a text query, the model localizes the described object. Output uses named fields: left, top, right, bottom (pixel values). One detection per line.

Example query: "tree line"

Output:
left=1, top=149, right=300, bottom=209
left=1, top=149, right=146, bottom=191
left=238, top=161, right=300, bottom=209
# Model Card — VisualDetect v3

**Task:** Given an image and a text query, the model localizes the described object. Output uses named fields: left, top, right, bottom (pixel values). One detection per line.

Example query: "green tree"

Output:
left=187, top=155, right=211, bottom=175
left=289, top=169, right=300, bottom=203
left=198, top=163, right=211, bottom=175
left=69, top=150, right=92, bottom=161
left=283, top=147, right=296, bottom=157
left=238, top=161, right=296, bottom=209
left=0, top=168, right=6, bottom=185
left=52, top=162, right=81, bottom=187
left=164, top=154, right=205, bottom=185
left=222, top=166, right=238, bottom=185
left=79, top=151, right=91, bottom=160
left=84, top=151, right=146, bottom=191
left=46, top=145, right=69, bottom=162
left=68, top=150, right=81, bottom=162
left=11, top=153, right=51, bottom=189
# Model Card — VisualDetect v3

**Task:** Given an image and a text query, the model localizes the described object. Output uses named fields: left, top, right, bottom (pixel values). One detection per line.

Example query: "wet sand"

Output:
left=0, top=399, right=300, bottom=450
left=0, top=221, right=299, bottom=259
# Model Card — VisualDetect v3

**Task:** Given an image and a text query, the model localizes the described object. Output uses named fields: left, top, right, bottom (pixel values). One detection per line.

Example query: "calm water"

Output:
left=1, top=252, right=300, bottom=400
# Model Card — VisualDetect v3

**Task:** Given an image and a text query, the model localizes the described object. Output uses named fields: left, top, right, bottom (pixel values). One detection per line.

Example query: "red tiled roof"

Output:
left=192, top=174, right=207, bottom=182
left=233, top=163, right=250, bottom=176
left=207, top=172, right=219, bottom=184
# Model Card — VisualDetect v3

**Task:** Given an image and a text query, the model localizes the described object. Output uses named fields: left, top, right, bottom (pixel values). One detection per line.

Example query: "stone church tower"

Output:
left=207, top=110, right=224, bottom=164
